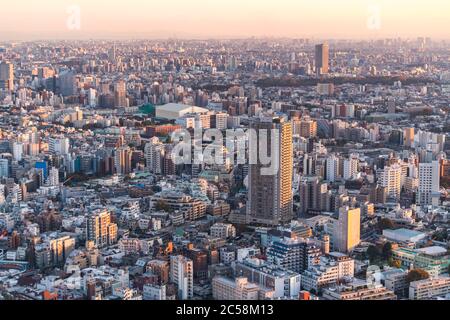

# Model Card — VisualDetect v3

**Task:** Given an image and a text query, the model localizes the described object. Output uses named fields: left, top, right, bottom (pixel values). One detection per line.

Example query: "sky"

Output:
left=0, top=0, right=449, bottom=40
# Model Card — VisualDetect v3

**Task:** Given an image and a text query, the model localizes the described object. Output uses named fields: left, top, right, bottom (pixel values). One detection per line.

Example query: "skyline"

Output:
left=1, top=0, right=450, bottom=41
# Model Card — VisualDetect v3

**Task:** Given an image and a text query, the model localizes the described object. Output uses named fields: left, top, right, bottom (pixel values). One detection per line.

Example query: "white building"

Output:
left=210, top=223, right=236, bottom=239
left=143, top=284, right=167, bottom=300
left=326, top=154, right=340, bottom=182
left=156, top=103, right=209, bottom=120
left=170, top=255, right=193, bottom=300
left=343, top=154, right=359, bottom=180
left=417, top=161, right=440, bottom=207
left=144, top=137, right=164, bottom=174
left=409, top=277, right=450, bottom=300
left=212, top=277, right=261, bottom=300
left=49, top=137, right=70, bottom=155
left=378, top=164, right=402, bottom=200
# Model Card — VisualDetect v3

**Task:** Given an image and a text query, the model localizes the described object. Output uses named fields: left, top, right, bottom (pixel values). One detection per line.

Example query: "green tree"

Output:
left=406, top=269, right=430, bottom=284
left=382, top=242, right=393, bottom=259
left=367, top=245, right=380, bottom=262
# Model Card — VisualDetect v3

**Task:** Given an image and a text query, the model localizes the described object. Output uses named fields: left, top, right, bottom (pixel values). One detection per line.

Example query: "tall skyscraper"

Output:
left=334, top=207, right=361, bottom=253
left=404, top=128, right=415, bottom=148
left=58, top=69, right=77, bottom=96
left=417, top=161, right=440, bottom=206
left=0, top=62, right=14, bottom=91
left=0, top=159, right=9, bottom=178
left=315, top=43, right=329, bottom=75
left=170, top=255, right=194, bottom=300
left=247, top=118, right=293, bottom=226
left=114, top=80, right=127, bottom=107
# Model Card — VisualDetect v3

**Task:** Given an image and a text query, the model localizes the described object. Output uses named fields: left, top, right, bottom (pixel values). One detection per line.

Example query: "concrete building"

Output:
left=234, top=258, right=301, bottom=299
left=315, top=43, right=329, bottom=75
left=247, top=118, right=293, bottom=226
left=378, top=164, right=402, bottom=201
left=170, top=255, right=193, bottom=300
left=212, top=276, right=260, bottom=300
left=409, top=277, right=450, bottom=300
left=417, top=161, right=440, bottom=207
left=86, top=209, right=118, bottom=248
left=334, top=207, right=361, bottom=253
left=210, top=223, right=236, bottom=239
left=156, top=103, right=208, bottom=120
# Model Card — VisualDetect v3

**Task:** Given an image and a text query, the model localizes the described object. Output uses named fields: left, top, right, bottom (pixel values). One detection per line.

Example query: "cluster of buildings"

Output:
left=0, top=38, right=449, bottom=301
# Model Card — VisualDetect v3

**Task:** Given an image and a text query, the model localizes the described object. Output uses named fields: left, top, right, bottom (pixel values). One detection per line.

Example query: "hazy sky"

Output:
left=1, top=0, right=449, bottom=40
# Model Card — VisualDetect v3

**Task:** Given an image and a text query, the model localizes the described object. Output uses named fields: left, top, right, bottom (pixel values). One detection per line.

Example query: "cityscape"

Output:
left=0, top=1, right=450, bottom=305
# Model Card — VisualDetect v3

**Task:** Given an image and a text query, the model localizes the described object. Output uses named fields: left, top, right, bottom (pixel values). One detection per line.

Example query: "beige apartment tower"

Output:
left=334, top=207, right=361, bottom=253
left=247, top=118, right=293, bottom=226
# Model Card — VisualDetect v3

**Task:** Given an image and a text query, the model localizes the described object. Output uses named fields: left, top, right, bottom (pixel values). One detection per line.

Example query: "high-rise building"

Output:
left=0, top=159, right=9, bottom=178
left=114, top=80, right=127, bottom=107
left=295, top=117, right=318, bottom=138
left=404, top=128, right=415, bottom=148
left=86, top=209, right=118, bottom=248
left=343, top=154, right=359, bottom=180
left=247, top=118, right=293, bottom=226
left=298, top=176, right=329, bottom=215
left=315, top=43, right=329, bottom=75
left=0, top=62, right=14, bottom=91
left=267, top=239, right=322, bottom=273
left=145, top=137, right=165, bottom=174
left=49, top=236, right=75, bottom=266
left=114, top=146, right=132, bottom=175
left=49, top=137, right=70, bottom=155
left=417, top=161, right=440, bottom=206
left=378, top=164, right=402, bottom=201
left=170, top=255, right=193, bottom=300
left=58, top=70, right=77, bottom=96
left=48, top=167, right=60, bottom=186
left=12, top=142, right=23, bottom=162
left=334, top=207, right=361, bottom=253
left=326, top=154, right=340, bottom=182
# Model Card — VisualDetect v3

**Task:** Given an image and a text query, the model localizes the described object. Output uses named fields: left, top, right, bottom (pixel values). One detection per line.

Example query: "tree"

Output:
left=367, top=245, right=380, bottom=262
left=406, top=269, right=430, bottom=284
left=382, top=242, right=393, bottom=259
left=388, top=258, right=402, bottom=269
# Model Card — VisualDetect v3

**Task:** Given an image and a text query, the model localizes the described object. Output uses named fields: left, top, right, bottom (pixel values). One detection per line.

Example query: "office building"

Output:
left=0, top=62, right=14, bottom=91
left=315, top=43, right=329, bottom=75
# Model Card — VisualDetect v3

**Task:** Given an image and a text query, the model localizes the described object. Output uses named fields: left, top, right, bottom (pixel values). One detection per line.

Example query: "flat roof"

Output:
left=157, top=103, right=208, bottom=113
left=384, top=228, right=424, bottom=237
left=416, top=246, right=447, bottom=256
